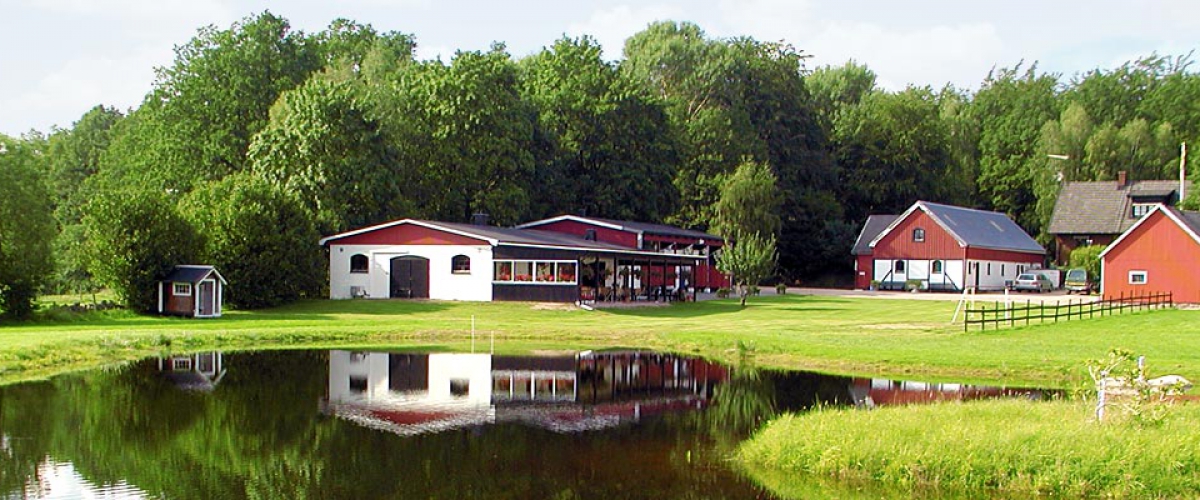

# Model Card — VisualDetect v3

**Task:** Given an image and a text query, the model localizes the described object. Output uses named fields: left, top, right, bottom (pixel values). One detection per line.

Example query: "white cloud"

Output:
left=805, top=21, right=1004, bottom=91
left=566, top=4, right=685, bottom=60
left=415, top=44, right=455, bottom=62
left=716, top=0, right=816, bottom=42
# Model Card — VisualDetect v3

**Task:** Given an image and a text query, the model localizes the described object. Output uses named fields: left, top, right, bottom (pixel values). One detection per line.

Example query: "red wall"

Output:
left=872, top=211, right=966, bottom=261
left=330, top=224, right=489, bottom=246
left=1103, top=211, right=1200, bottom=303
left=525, top=220, right=639, bottom=248
left=964, top=247, right=1044, bottom=263
left=855, top=255, right=873, bottom=290
left=162, top=283, right=194, bottom=316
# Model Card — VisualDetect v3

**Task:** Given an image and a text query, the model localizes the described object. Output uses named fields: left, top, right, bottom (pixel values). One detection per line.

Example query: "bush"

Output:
left=716, top=287, right=731, bottom=299
left=775, top=283, right=787, bottom=294
left=904, top=279, right=924, bottom=292
left=1068, top=245, right=1104, bottom=289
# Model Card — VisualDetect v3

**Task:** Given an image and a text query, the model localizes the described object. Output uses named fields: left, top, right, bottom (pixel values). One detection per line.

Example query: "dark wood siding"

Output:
left=163, top=283, right=195, bottom=316
left=964, top=247, right=1045, bottom=263
left=492, top=284, right=579, bottom=302
left=873, top=211, right=967, bottom=261
left=524, top=220, right=639, bottom=248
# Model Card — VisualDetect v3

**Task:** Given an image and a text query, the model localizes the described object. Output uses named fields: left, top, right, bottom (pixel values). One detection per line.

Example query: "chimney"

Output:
left=470, top=213, right=490, bottom=226
left=1117, top=170, right=1128, bottom=188
left=1180, top=142, right=1188, bottom=201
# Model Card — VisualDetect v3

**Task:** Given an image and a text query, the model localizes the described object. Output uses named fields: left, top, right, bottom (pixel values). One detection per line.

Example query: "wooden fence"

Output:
left=963, top=291, right=1173, bottom=332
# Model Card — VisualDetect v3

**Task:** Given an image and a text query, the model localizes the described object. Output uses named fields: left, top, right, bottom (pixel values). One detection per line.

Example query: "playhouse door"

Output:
left=198, top=280, right=216, bottom=316
left=390, top=256, right=430, bottom=299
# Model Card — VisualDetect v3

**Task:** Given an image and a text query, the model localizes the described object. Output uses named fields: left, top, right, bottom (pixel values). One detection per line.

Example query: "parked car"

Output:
left=1064, top=268, right=1091, bottom=294
left=1013, top=273, right=1054, bottom=293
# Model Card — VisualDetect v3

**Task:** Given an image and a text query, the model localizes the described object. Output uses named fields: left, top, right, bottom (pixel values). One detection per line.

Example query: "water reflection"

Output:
left=0, top=349, right=1054, bottom=500
left=323, top=350, right=728, bottom=435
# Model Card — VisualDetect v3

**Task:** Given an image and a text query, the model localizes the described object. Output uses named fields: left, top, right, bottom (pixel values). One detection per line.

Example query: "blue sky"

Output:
left=2, top=0, right=1198, bottom=136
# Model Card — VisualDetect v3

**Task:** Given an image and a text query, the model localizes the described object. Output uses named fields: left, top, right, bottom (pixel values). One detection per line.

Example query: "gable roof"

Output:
left=851, top=215, right=898, bottom=255
left=1047, top=180, right=1180, bottom=235
left=163, top=265, right=226, bottom=285
left=516, top=215, right=721, bottom=242
left=1099, top=205, right=1200, bottom=258
left=320, top=219, right=706, bottom=260
left=870, top=201, right=1045, bottom=254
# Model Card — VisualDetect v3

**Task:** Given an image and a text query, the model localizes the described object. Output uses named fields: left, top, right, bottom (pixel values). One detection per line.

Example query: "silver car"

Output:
left=1013, top=273, right=1054, bottom=293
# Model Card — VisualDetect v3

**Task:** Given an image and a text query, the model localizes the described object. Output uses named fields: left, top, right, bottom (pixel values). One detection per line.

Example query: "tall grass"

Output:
left=737, top=399, right=1200, bottom=498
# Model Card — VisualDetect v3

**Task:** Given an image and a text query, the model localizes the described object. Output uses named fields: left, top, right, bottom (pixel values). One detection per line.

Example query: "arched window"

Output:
left=451, top=255, right=471, bottom=274
left=350, top=254, right=369, bottom=273
left=912, top=228, right=926, bottom=242
left=894, top=260, right=906, bottom=273
left=931, top=260, right=943, bottom=274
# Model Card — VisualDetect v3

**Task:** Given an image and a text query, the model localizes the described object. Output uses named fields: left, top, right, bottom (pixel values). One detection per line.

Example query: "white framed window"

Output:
left=912, top=228, right=925, bottom=242
left=1131, top=203, right=1156, bottom=218
left=1129, top=270, right=1148, bottom=285
left=894, top=260, right=905, bottom=273
left=350, top=254, right=369, bottom=273
left=451, top=255, right=471, bottom=274
left=173, top=282, right=192, bottom=296
left=492, top=260, right=578, bottom=285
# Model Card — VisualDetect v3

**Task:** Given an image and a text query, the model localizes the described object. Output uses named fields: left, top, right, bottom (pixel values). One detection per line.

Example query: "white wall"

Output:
left=328, top=244, right=494, bottom=301
left=965, top=259, right=1041, bottom=291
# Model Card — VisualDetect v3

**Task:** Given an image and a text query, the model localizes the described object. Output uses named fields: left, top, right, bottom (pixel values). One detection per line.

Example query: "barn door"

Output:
left=198, top=280, right=216, bottom=316
left=390, top=256, right=430, bottom=299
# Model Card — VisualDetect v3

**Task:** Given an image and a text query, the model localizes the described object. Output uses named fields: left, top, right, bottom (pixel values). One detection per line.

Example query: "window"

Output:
left=931, top=260, right=943, bottom=274
left=451, top=255, right=471, bottom=274
left=894, top=260, right=905, bottom=273
left=173, top=282, right=192, bottom=296
left=912, top=228, right=925, bottom=242
left=350, top=254, right=369, bottom=273
left=1131, top=203, right=1156, bottom=218
left=987, top=263, right=992, bottom=275
left=493, top=260, right=578, bottom=285
left=1129, top=270, right=1148, bottom=285
left=1001, top=264, right=1006, bottom=276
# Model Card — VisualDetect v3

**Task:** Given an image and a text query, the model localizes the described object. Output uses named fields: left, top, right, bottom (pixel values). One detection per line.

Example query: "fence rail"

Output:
left=963, top=291, right=1173, bottom=332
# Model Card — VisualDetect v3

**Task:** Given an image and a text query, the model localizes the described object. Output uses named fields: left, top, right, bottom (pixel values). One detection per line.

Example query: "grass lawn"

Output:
left=1, top=294, right=1197, bottom=387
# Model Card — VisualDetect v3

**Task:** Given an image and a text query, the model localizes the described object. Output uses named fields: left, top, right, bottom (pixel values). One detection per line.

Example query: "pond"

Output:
left=0, top=350, right=1051, bottom=499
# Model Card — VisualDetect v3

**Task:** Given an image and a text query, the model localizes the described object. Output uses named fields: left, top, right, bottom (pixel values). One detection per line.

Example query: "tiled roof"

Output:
left=1047, top=180, right=1180, bottom=235
left=1170, top=207, right=1200, bottom=239
left=919, top=202, right=1045, bottom=254
left=851, top=215, right=898, bottom=255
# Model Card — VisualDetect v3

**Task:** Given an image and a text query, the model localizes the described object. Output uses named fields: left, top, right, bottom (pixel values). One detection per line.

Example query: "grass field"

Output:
left=738, top=399, right=1200, bottom=499
left=2, top=294, right=1197, bottom=387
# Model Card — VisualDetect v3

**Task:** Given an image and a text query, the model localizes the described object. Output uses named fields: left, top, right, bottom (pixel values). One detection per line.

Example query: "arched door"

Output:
left=390, top=256, right=430, bottom=299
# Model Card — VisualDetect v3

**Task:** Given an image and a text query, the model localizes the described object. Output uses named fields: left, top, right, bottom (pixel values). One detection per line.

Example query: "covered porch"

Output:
left=576, top=251, right=709, bottom=305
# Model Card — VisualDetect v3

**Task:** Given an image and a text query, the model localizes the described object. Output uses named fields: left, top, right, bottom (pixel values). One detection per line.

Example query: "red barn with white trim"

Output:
left=1100, top=205, right=1200, bottom=303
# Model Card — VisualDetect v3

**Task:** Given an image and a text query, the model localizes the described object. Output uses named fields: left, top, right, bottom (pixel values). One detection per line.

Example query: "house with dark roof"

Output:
left=1047, top=172, right=1184, bottom=264
left=516, top=215, right=729, bottom=290
left=319, top=217, right=709, bottom=303
left=156, top=265, right=225, bottom=318
left=851, top=201, right=1046, bottom=291
left=1100, top=205, right=1200, bottom=303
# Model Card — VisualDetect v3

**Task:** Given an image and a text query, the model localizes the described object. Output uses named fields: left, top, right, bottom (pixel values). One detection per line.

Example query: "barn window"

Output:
left=894, top=261, right=905, bottom=273
left=1131, top=203, right=1156, bottom=218
left=350, top=254, right=369, bottom=273
left=1129, top=270, right=1148, bottom=285
left=912, top=228, right=925, bottom=242
left=173, top=282, right=192, bottom=296
left=452, top=255, right=471, bottom=274
left=931, top=260, right=943, bottom=274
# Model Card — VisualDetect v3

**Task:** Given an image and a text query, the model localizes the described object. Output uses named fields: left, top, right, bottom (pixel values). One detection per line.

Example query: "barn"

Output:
left=156, top=265, right=226, bottom=318
left=319, top=218, right=707, bottom=303
left=1100, top=204, right=1200, bottom=303
left=854, top=201, right=1046, bottom=291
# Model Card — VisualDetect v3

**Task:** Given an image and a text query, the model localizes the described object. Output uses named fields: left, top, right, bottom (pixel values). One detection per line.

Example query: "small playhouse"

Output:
left=156, top=265, right=226, bottom=318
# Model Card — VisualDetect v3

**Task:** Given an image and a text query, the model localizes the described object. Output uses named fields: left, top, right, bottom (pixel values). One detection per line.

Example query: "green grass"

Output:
left=1, top=294, right=1197, bottom=387
left=737, top=399, right=1200, bottom=499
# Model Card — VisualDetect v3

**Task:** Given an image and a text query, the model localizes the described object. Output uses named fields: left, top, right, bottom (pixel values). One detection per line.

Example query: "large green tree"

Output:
left=712, top=159, right=781, bottom=240
left=181, top=175, right=323, bottom=308
left=0, top=134, right=56, bottom=318
left=82, top=189, right=201, bottom=312
left=519, top=36, right=679, bottom=221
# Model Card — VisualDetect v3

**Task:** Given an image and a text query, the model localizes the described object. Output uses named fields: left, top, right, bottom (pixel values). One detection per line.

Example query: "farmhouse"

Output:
left=319, top=217, right=709, bottom=303
left=1047, top=171, right=1183, bottom=264
left=156, top=265, right=225, bottom=318
left=852, top=201, right=1045, bottom=292
left=516, top=215, right=728, bottom=290
left=1100, top=204, right=1200, bottom=303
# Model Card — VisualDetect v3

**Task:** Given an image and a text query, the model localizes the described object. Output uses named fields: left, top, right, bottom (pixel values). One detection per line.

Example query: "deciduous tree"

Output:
left=0, top=134, right=56, bottom=318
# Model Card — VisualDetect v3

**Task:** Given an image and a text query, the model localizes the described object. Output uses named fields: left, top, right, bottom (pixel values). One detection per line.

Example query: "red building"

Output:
left=156, top=265, right=225, bottom=318
left=1100, top=205, right=1200, bottom=303
left=517, top=215, right=729, bottom=290
left=852, top=201, right=1045, bottom=291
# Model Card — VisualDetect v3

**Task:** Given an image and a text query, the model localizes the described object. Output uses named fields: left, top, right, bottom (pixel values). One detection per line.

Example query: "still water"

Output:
left=0, top=350, right=1047, bottom=499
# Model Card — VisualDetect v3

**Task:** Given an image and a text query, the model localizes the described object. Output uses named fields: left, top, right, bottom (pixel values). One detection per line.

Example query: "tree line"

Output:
left=2, top=11, right=1198, bottom=317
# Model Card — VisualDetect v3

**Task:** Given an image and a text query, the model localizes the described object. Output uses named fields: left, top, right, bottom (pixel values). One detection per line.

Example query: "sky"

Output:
left=2, top=0, right=1198, bottom=136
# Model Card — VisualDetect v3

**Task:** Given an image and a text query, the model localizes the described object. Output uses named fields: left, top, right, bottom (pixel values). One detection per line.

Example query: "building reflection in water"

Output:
left=322, top=350, right=729, bottom=435
left=847, top=378, right=1050, bottom=408
left=157, top=351, right=225, bottom=392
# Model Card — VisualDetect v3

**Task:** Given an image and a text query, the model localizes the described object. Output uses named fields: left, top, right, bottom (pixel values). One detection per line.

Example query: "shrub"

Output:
left=716, top=287, right=731, bottom=299
left=775, top=283, right=787, bottom=294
